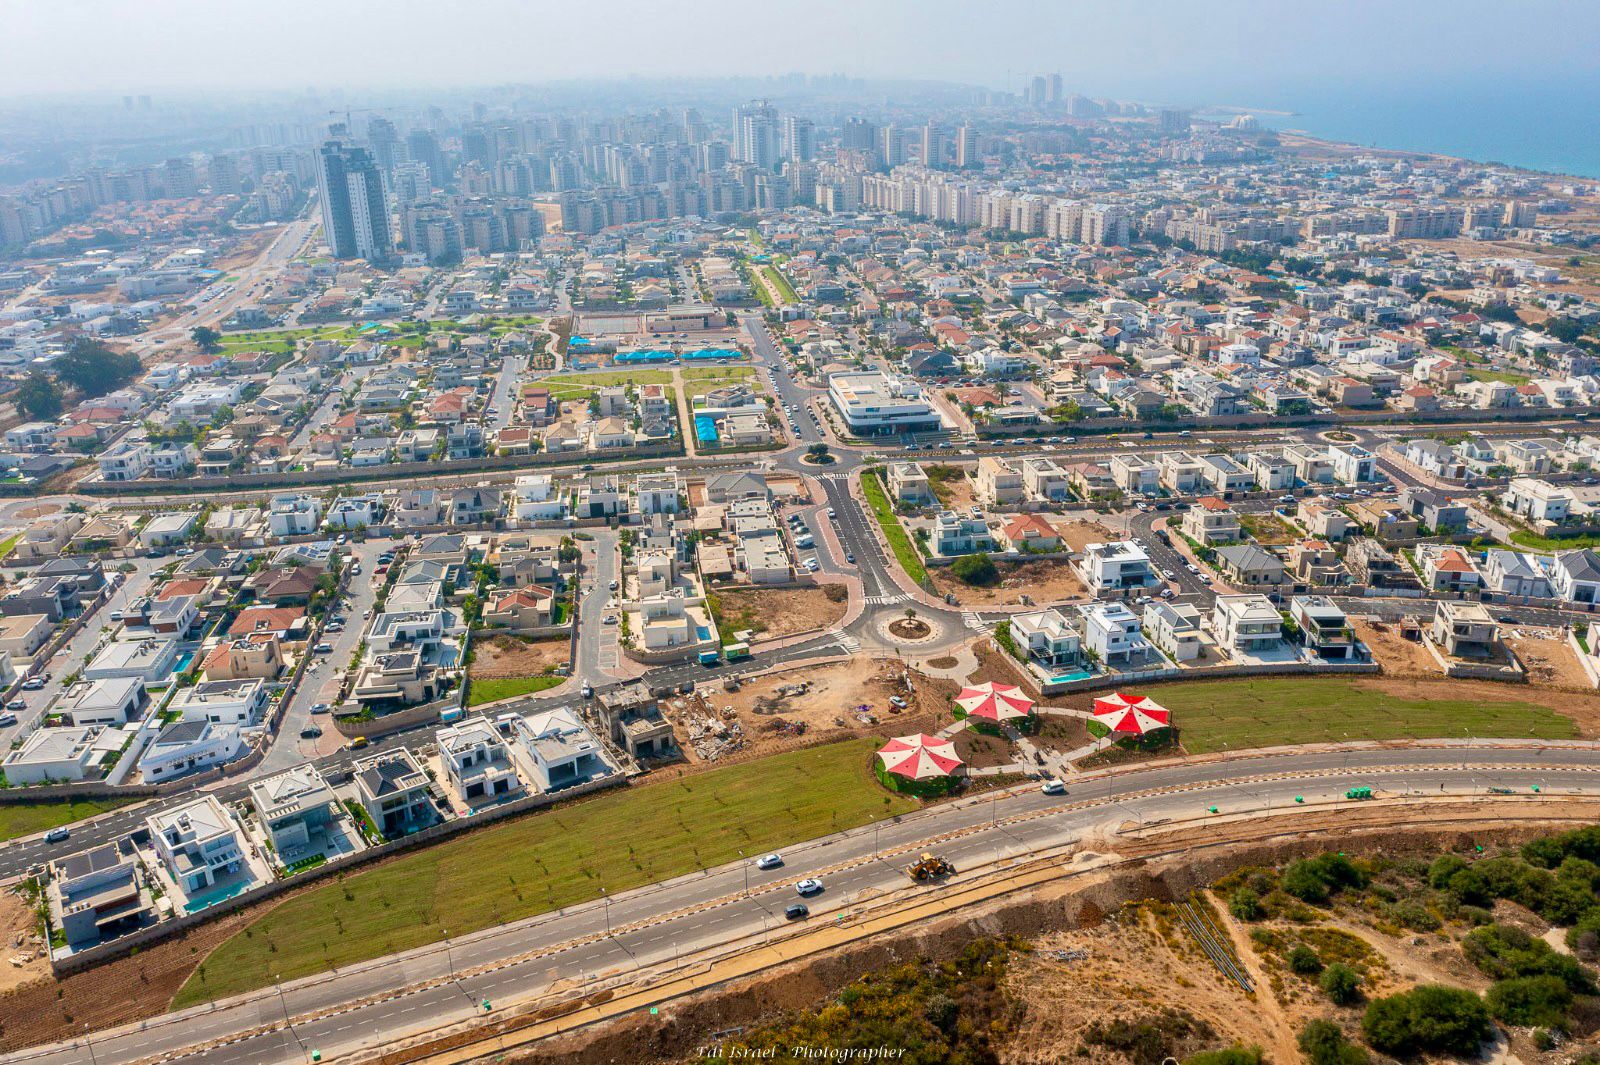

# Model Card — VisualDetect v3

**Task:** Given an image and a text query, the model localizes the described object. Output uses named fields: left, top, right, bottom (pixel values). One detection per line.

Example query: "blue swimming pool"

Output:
left=1047, top=669, right=1096, bottom=684
left=183, top=877, right=253, bottom=913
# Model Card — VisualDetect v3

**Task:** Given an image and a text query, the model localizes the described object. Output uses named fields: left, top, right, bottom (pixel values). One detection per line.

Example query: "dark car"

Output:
left=784, top=903, right=810, bottom=920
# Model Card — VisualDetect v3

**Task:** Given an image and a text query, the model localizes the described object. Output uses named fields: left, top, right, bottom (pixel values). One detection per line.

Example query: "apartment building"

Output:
left=1182, top=497, right=1242, bottom=546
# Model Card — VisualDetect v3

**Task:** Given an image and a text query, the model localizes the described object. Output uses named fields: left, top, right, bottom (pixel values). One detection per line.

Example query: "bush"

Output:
left=951, top=552, right=1000, bottom=586
left=1298, top=1020, right=1368, bottom=1065
left=1362, top=985, right=1492, bottom=1057
left=1183, top=1048, right=1262, bottom=1065
left=1281, top=853, right=1366, bottom=904
left=1486, top=975, right=1573, bottom=1028
left=1387, top=900, right=1441, bottom=932
left=1464, top=924, right=1594, bottom=993
left=1229, top=887, right=1264, bottom=922
left=1288, top=944, right=1325, bottom=976
left=1321, top=963, right=1363, bottom=1005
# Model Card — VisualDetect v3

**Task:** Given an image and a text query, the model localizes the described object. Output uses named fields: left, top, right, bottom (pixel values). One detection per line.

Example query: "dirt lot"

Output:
left=469, top=635, right=570, bottom=678
left=1055, top=518, right=1119, bottom=553
left=663, top=659, right=964, bottom=765
left=929, top=558, right=1086, bottom=607
left=969, top=639, right=1038, bottom=695
left=0, top=887, right=48, bottom=997
left=1506, top=628, right=1593, bottom=690
left=710, top=584, right=848, bottom=642
left=1349, top=616, right=1443, bottom=677
left=927, top=466, right=976, bottom=510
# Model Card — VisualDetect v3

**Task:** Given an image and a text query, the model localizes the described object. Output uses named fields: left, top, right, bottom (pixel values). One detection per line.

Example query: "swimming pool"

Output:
left=1046, top=669, right=1095, bottom=684
left=183, top=877, right=254, bottom=913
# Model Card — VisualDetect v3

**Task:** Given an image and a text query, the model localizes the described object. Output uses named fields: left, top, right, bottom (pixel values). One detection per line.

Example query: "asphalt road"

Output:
left=13, top=744, right=1600, bottom=1065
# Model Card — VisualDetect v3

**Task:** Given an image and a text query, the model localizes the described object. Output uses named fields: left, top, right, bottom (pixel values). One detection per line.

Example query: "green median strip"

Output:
left=172, top=738, right=914, bottom=1007
left=861, top=471, right=928, bottom=585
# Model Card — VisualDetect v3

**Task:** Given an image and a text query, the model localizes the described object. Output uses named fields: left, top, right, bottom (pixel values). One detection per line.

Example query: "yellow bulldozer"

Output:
left=905, top=852, right=955, bottom=882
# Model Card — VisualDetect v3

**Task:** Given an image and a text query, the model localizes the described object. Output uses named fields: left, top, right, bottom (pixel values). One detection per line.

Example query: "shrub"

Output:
left=1320, top=963, right=1363, bottom=1005
left=951, top=552, right=1000, bottom=586
left=1388, top=900, right=1441, bottom=932
left=1362, top=985, right=1492, bottom=1057
left=1288, top=945, right=1325, bottom=976
left=1486, top=975, right=1573, bottom=1028
left=1183, top=1048, right=1262, bottom=1065
left=1229, top=887, right=1263, bottom=922
left=1464, top=924, right=1594, bottom=993
left=1281, top=853, right=1366, bottom=904
left=1298, top=1020, right=1368, bottom=1065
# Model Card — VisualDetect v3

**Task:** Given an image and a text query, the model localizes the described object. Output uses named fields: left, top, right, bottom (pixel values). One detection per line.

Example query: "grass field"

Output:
left=465, top=675, right=563, bottom=707
left=1511, top=529, right=1600, bottom=551
left=1467, top=368, right=1532, bottom=385
left=862, top=471, right=928, bottom=584
left=0, top=799, right=132, bottom=844
left=1152, top=676, right=1579, bottom=754
left=0, top=532, right=20, bottom=561
left=761, top=266, right=799, bottom=305
left=543, top=370, right=674, bottom=390
left=172, top=739, right=912, bottom=1007
left=682, top=366, right=757, bottom=397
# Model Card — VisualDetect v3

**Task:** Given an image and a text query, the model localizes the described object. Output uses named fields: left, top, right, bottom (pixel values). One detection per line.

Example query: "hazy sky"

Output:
left=6, top=0, right=1599, bottom=102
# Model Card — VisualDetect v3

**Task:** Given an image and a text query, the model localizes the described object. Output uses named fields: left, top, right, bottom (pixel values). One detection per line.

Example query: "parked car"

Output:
left=21, top=677, right=45, bottom=690
left=347, top=736, right=369, bottom=751
left=5, top=698, right=24, bottom=711
left=299, top=725, right=323, bottom=739
left=310, top=703, right=330, bottom=714
left=0, top=713, right=16, bottom=727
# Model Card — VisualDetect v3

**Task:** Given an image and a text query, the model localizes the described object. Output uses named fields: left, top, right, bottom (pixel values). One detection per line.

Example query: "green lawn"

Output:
left=862, top=471, right=929, bottom=584
left=172, top=738, right=912, bottom=1007
left=0, top=799, right=132, bottom=844
left=762, top=266, right=799, bottom=305
left=1511, top=529, right=1600, bottom=551
left=1467, top=368, right=1532, bottom=385
left=683, top=366, right=757, bottom=397
left=1153, top=677, right=1579, bottom=755
left=465, top=675, right=563, bottom=707
left=543, top=370, right=674, bottom=389
left=0, top=532, right=20, bottom=561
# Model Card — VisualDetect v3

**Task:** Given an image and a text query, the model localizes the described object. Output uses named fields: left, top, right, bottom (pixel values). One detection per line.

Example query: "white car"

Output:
left=795, top=878, right=823, bottom=896
left=756, top=853, right=784, bottom=870
left=1041, top=779, right=1066, bottom=795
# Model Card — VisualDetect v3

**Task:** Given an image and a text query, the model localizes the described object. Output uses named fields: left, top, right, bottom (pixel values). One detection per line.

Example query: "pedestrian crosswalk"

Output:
left=827, top=630, right=862, bottom=653
left=863, top=593, right=912, bottom=606
left=815, top=470, right=851, bottom=482
left=963, top=611, right=989, bottom=632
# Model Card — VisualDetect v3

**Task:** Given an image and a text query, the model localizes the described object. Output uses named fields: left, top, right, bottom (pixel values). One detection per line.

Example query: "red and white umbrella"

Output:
left=955, top=681, right=1036, bottom=724
left=1091, top=692, right=1171, bottom=736
left=876, top=734, right=964, bottom=781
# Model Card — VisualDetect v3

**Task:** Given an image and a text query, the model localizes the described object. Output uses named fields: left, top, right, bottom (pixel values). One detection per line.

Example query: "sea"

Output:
left=1205, top=77, right=1600, bottom=180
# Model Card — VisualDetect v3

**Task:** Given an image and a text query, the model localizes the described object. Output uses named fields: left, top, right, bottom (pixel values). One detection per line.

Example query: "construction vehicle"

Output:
left=905, top=852, right=955, bottom=882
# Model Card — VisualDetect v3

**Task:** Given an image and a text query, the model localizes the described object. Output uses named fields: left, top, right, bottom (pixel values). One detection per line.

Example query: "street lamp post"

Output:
left=602, top=888, right=611, bottom=936
left=275, top=975, right=306, bottom=1058
left=83, top=1025, right=98, bottom=1065
left=444, top=928, right=453, bottom=981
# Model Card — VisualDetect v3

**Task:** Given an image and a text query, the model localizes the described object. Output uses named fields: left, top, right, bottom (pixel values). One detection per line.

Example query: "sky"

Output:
left=5, top=0, right=1600, bottom=103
